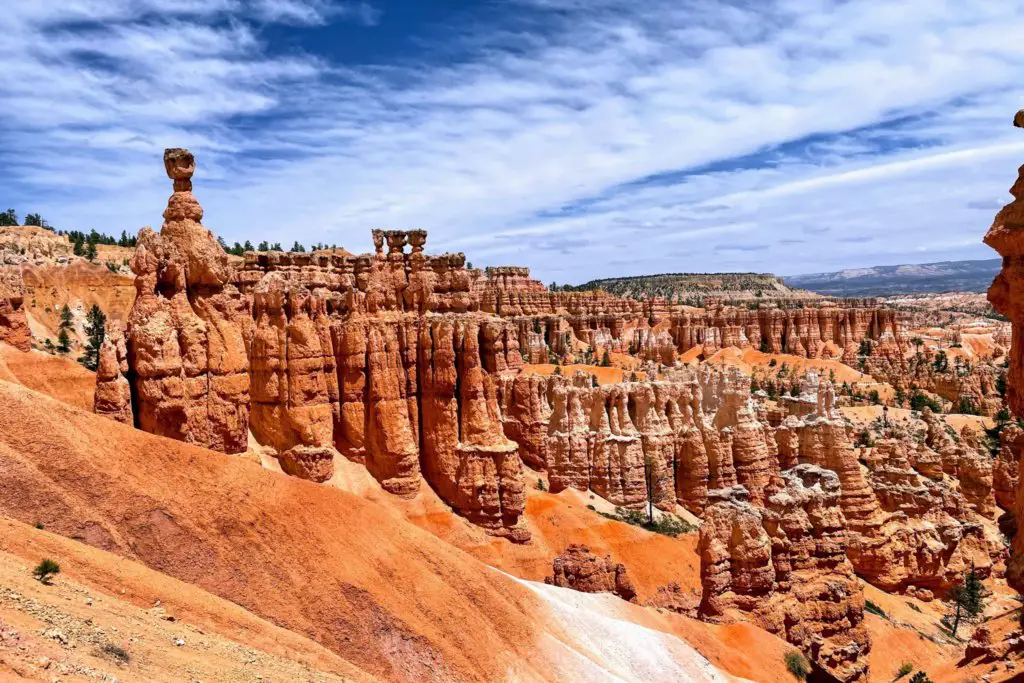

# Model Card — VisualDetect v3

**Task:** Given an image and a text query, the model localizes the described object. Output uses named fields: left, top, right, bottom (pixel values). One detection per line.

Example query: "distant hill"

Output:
left=571, top=272, right=815, bottom=303
left=783, top=259, right=1000, bottom=296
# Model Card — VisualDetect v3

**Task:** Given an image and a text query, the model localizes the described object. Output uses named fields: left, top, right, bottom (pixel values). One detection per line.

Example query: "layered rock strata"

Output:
left=984, top=111, right=1024, bottom=590
left=102, top=150, right=529, bottom=541
left=698, top=468, right=870, bottom=682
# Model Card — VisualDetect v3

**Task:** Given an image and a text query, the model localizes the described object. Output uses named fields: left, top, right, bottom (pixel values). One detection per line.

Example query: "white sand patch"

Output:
left=508, top=576, right=728, bottom=682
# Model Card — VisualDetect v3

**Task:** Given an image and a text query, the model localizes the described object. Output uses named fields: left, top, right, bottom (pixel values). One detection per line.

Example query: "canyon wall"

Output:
left=985, top=110, right=1024, bottom=589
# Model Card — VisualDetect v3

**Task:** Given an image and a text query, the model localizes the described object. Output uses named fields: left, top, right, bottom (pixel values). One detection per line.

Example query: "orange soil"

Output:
left=0, top=344, right=96, bottom=410
left=522, top=363, right=646, bottom=384
left=0, top=517, right=361, bottom=681
left=703, top=347, right=870, bottom=384
left=0, top=378, right=745, bottom=682
left=841, top=405, right=993, bottom=431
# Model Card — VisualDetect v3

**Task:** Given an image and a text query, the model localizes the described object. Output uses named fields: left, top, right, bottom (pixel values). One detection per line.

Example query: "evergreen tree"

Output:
left=908, top=672, right=933, bottom=683
left=271, top=242, right=282, bottom=251
left=73, top=236, right=84, bottom=256
left=600, top=348, right=611, bottom=367
left=244, top=240, right=254, bottom=252
left=24, top=213, right=42, bottom=227
left=257, top=240, right=269, bottom=251
left=291, top=241, right=305, bottom=253
left=947, top=565, right=984, bottom=637
left=59, top=304, right=73, bottom=330
left=57, top=328, right=71, bottom=354
left=0, top=209, right=18, bottom=226
left=78, top=305, right=106, bottom=371
left=217, top=236, right=228, bottom=250
left=85, top=241, right=97, bottom=261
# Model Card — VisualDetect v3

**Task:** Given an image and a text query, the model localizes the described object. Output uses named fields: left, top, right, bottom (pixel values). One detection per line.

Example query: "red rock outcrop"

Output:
left=0, top=266, right=31, bottom=351
left=995, top=424, right=1022, bottom=512
left=983, top=113, right=1024, bottom=589
left=545, top=544, right=637, bottom=602
left=124, top=149, right=251, bottom=454
left=698, top=467, right=870, bottom=682
left=101, top=150, right=531, bottom=541
left=92, top=326, right=132, bottom=424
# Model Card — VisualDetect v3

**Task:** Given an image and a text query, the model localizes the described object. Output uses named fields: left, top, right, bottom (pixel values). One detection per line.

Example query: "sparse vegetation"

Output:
left=784, top=649, right=811, bottom=680
left=946, top=565, right=984, bottom=637
left=895, top=662, right=914, bottom=679
left=865, top=600, right=887, bottom=619
left=33, top=558, right=60, bottom=584
left=597, top=506, right=695, bottom=537
left=100, top=643, right=130, bottom=663
left=908, top=672, right=933, bottom=683
left=535, top=478, right=546, bottom=492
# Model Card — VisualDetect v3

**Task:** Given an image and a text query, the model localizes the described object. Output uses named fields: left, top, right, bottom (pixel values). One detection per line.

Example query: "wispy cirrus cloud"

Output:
left=1, top=0, right=1023, bottom=282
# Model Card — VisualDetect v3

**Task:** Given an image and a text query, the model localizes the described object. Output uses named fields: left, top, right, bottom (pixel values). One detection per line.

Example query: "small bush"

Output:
left=34, top=522, right=44, bottom=530
left=535, top=478, right=546, bottom=492
left=784, top=650, right=811, bottom=680
left=865, top=600, right=887, bottom=618
left=33, top=558, right=60, bottom=584
left=908, top=672, right=933, bottom=683
left=906, top=602, right=922, bottom=613
left=101, top=643, right=130, bottom=663
left=895, top=662, right=914, bottom=679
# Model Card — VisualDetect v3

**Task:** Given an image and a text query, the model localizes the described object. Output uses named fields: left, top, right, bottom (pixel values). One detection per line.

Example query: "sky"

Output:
left=2, top=0, right=1024, bottom=284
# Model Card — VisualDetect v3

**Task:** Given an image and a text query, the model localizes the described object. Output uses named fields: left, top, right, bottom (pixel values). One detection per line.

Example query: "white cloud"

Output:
left=2, top=0, right=1023, bottom=282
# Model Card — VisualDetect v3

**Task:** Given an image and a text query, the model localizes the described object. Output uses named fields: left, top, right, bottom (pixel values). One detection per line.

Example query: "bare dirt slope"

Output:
left=0, top=345, right=95, bottom=410
left=0, top=378, right=737, bottom=682
left=0, top=518, right=361, bottom=682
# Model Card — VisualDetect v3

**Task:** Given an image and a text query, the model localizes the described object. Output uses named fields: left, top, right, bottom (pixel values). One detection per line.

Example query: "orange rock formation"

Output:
left=545, top=543, right=638, bottom=602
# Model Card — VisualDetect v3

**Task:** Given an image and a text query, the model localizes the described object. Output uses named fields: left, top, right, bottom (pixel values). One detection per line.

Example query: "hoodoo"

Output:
left=986, top=110, right=1024, bottom=589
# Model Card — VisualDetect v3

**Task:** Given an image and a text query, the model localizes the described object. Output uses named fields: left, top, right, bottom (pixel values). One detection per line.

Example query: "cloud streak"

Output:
left=2, top=0, right=1023, bottom=282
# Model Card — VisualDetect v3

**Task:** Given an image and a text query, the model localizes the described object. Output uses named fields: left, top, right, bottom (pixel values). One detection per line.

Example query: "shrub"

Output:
left=908, top=672, right=933, bottom=683
left=865, top=600, right=887, bottom=618
left=768, top=358, right=777, bottom=367
left=597, top=507, right=695, bottom=537
left=101, top=643, right=130, bottom=663
left=784, top=650, right=811, bottom=680
left=33, top=558, right=60, bottom=584
left=34, top=522, right=44, bottom=530
left=895, top=662, right=914, bottom=679
left=535, top=478, right=546, bottom=492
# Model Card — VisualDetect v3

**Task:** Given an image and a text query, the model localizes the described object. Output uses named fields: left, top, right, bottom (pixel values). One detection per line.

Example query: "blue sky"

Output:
left=3, top=0, right=1024, bottom=283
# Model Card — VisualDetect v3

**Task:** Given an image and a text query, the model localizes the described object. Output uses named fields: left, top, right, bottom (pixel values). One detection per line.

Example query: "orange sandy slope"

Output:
left=0, top=377, right=743, bottom=682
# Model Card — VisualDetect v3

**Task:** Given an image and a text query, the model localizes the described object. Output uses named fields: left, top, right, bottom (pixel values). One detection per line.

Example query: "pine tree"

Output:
left=947, top=565, right=984, bottom=637
left=57, top=328, right=71, bottom=353
left=72, top=237, right=84, bottom=256
left=59, top=304, right=73, bottom=330
left=77, top=305, right=106, bottom=371
left=24, top=213, right=42, bottom=227
left=291, top=241, right=305, bottom=253
left=0, top=209, right=18, bottom=226
left=600, top=348, right=611, bottom=367
left=257, top=240, right=269, bottom=251
left=85, top=241, right=97, bottom=261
